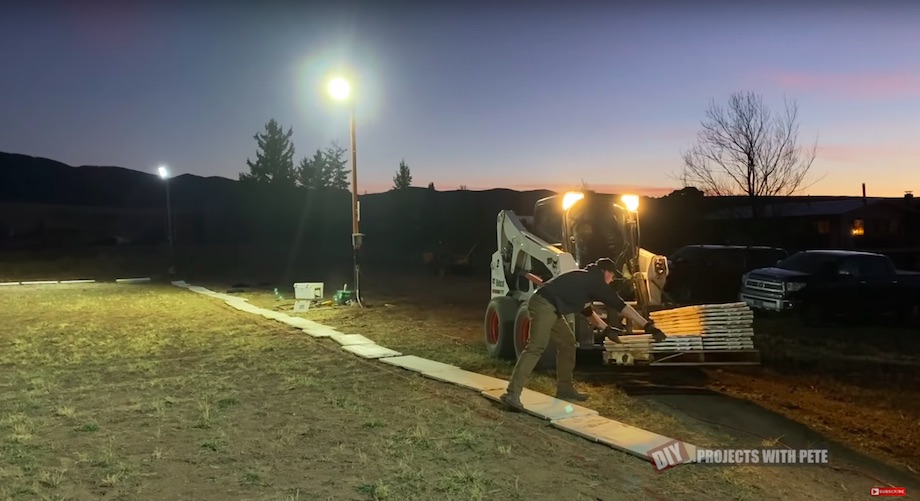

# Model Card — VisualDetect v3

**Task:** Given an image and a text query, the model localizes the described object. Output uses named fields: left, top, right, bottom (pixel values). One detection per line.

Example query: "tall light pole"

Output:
left=328, top=76, right=364, bottom=306
left=158, top=165, right=175, bottom=275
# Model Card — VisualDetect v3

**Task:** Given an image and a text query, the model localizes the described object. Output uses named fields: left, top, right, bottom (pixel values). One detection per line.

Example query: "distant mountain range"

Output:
left=0, top=151, right=896, bottom=211
left=0, top=151, right=565, bottom=210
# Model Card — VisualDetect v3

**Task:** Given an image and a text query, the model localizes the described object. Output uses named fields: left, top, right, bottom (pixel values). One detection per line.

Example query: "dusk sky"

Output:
left=2, top=1, right=919, bottom=197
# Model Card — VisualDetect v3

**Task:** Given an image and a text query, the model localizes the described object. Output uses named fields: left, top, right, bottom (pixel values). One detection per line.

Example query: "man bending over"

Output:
left=500, top=258, right=667, bottom=410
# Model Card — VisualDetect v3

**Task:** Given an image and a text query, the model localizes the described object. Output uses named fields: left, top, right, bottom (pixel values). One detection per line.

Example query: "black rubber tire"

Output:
left=484, top=296, right=518, bottom=359
left=512, top=301, right=557, bottom=370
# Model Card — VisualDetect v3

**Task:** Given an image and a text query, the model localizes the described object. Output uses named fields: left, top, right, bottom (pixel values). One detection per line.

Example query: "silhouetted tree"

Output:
left=427, top=182, right=436, bottom=190
left=297, top=149, right=327, bottom=189
left=680, top=91, right=818, bottom=216
left=240, top=119, right=296, bottom=186
left=458, top=185, right=468, bottom=191
left=322, top=141, right=350, bottom=190
left=392, top=160, right=412, bottom=190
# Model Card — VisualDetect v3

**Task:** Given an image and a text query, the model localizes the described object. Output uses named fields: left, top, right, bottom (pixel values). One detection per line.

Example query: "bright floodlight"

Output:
left=158, top=166, right=169, bottom=179
left=621, top=194, right=639, bottom=212
left=562, top=191, right=584, bottom=211
left=328, top=77, right=351, bottom=101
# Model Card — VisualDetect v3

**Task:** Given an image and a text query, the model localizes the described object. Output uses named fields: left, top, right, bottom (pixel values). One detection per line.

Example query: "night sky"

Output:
left=2, top=1, right=919, bottom=196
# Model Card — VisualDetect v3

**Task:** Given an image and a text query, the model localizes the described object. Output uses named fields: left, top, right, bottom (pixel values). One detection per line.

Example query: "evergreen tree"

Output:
left=297, top=149, right=327, bottom=188
left=322, top=141, right=350, bottom=190
left=427, top=182, right=436, bottom=190
left=392, top=160, right=412, bottom=190
left=239, top=119, right=296, bottom=186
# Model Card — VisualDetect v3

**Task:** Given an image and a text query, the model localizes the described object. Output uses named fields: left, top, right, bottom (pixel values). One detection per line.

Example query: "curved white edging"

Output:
left=173, top=281, right=697, bottom=465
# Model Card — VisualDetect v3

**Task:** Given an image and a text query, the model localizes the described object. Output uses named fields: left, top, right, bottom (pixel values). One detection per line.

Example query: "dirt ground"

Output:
left=214, top=271, right=920, bottom=496
left=0, top=275, right=916, bottom=500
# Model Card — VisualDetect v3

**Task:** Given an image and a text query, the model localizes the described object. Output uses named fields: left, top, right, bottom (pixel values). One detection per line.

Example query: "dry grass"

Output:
left=219, top=274, right=899, bottom=500
left=0, top=279, right=904, bottom=500
left=0, top=283, right=706, bottom=501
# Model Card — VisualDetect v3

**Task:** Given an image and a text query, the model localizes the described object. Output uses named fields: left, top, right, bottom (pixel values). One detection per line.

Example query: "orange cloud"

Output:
left=770, top=71, right=920, bottom=99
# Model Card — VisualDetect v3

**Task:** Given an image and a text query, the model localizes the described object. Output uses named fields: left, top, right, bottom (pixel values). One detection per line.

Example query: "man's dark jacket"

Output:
left=535, top=264, right=626, bottom=317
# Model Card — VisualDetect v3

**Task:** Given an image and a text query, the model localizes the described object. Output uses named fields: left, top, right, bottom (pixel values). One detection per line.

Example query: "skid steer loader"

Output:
left=483, top=191, right=760, bottom=368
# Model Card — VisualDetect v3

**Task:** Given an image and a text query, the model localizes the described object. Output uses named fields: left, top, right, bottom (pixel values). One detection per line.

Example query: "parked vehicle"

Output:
left=739, top=250, right=920, bottom=325
left=664, top=245, right=788, bottom=305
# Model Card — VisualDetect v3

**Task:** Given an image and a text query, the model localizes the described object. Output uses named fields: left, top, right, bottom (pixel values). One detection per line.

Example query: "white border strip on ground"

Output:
left=172, top=281, right=697, bottom=464
left=0, top=278, right=151, bottom=286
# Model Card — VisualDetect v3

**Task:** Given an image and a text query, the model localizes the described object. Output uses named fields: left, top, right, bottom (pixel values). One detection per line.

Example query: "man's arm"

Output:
left=592, top=281, right=654, bottom=328
left=592, top=280, right=668, bottom=341
left=580, top=305, right=608, bottom=330
left=619, top=303, right=650, bottom=327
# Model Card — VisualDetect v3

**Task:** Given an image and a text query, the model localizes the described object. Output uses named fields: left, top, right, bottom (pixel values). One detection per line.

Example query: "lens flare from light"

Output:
left=562, top=192, right=584, bottom=211
left=328, top=77, right=351, bottom=101
left=621, top=194, right=639, bottom=212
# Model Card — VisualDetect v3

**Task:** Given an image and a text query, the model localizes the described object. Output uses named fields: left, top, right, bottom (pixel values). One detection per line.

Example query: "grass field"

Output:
left=225, top=272, right=920, bottom=473
left=0, top=279, right=915, bottom=500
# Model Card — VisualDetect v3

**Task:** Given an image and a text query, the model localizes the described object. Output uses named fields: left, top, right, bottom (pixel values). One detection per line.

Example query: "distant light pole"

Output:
left=328, top=76, right=364, bottom=306
left=158, top=165, right=175, bottom=275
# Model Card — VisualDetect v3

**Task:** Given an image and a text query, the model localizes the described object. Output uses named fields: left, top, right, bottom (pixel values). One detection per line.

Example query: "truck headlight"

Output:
left=741, top=272, right=749, bottom=285
left=785, top=282, right=806, bottom=292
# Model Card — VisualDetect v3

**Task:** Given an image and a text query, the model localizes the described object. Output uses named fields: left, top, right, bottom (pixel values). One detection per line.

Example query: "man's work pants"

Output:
left=506, top=293, right=577, bottom=395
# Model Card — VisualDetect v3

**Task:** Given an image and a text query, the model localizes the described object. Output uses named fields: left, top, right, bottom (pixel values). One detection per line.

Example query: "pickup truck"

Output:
left=739, top=250, right=920, bottom=325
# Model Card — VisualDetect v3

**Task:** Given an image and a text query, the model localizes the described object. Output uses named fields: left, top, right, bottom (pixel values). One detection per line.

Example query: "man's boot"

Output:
left=499, top=391, right=524, bottom=412
left=556, top=383, right=588, bottom=402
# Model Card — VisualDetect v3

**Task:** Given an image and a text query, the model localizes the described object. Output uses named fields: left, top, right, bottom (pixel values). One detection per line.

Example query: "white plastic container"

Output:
left=294, top=282, right=324, bottom=300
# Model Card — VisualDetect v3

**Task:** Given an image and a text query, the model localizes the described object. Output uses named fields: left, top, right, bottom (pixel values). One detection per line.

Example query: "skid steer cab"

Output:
left=483, top=190, right=760, bottom=369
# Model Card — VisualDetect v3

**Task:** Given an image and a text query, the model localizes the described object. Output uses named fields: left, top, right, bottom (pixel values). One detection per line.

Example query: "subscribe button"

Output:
left=871, top=487, right=906, bottom=497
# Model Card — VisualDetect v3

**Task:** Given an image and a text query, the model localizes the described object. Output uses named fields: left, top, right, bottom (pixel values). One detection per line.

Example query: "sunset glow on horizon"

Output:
left=1, top=2, right=918, bottom=198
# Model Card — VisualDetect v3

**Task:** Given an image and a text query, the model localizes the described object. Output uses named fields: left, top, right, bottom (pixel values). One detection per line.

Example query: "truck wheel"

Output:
left=484, top=296, right=518, bottom=359
left=513, top=301, right=557, bottom=370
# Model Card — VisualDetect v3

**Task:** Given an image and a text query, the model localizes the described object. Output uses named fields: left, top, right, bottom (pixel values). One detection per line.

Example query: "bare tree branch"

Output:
left=679, top=91, right=820, bottom=206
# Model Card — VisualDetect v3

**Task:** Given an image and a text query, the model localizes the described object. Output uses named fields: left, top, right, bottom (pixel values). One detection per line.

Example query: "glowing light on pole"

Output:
left=158, top=165, right=174, bottom=274
left=327, top=76, right=363, bottom=305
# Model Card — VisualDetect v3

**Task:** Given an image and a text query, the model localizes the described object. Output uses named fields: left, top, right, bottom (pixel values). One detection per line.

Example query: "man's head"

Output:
left=595, top=258, right=617, bottom=284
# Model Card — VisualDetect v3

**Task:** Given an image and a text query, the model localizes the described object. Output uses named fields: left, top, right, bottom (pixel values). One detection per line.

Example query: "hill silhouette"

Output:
left=0, top=151, right=895, bottom=272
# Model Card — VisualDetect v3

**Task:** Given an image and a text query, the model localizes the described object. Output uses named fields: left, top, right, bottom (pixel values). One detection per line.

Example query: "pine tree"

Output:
left=239, top=119, right=296, bottom=186
left=322, top=141, right=350, bottom=190
left=427, top=182, right=436, bottom=190
left=297, top=149, right=327, bottom=189
left=392, top=160, right=412, bottom=190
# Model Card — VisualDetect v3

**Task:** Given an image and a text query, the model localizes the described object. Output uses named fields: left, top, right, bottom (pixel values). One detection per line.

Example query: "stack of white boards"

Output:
left=604, top=302, right=755, bottom=353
